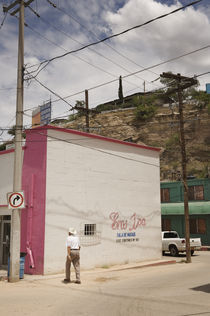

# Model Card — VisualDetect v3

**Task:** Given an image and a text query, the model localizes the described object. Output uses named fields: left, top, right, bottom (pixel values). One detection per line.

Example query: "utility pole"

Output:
left=143, top=81, right=146, bottom=94
left=118, top=76, right=123, bottom=102
left=73, top=90, right=98, bottom=133
left=85, top=89, right=89, bottom=133
left=160, top=72, right=197, bottom=263
left=177, top=74, right=191, bottom=263
left=3, top=0, right=34, bottom=282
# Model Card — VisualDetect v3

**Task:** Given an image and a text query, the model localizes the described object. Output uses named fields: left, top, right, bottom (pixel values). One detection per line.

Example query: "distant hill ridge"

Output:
left=57, top=98, right=210, bottom=181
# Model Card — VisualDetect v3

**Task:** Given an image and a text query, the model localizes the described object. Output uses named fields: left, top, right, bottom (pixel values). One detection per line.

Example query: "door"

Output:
left=0, top=216, right=11, bottom=267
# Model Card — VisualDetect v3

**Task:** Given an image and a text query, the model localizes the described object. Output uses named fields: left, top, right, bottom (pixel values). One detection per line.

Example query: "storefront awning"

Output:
left=161, top=201, right=210, bottom=215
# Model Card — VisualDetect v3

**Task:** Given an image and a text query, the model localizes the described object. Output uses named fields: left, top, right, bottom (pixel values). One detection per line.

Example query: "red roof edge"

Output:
left=0, top=146, right=26, bottom=156
left=26, top=125, right=161, bottom=153
left=0, top=148, right=15, bottom=155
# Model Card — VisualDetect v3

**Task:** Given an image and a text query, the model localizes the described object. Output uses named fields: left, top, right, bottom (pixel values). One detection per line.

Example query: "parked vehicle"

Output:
left=162, top=231, right=201, bottom=256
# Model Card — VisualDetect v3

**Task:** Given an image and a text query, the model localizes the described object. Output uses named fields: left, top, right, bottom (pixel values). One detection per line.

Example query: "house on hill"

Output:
left=0, top=126, right=161, bottom=275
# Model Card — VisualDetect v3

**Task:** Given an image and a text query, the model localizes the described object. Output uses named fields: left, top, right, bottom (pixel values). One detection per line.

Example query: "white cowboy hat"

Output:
left=68, top=227, right=77, bottom=235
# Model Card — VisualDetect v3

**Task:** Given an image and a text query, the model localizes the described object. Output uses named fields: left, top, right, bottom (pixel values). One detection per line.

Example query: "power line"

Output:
left=41, top=44, right=210, bottom=102
left=0, top=10, right=7, bottom=30
left=24, top=18, right=118, bottom=78
left=4, top=6, right=109, bottom=81
left=196, top=71, right=210, bottom=78
left=45, top=0, right=160, bottom=81
left=0, top=87, right=16, bottom=90
left=22, top=16, right=143, bottom=91
left=27, top=0, right=202, bottom=75
left=22, top=57, right=210, bottom=116
left=82, top=45, right=210, bottom=93
left=25, top=6, right=152, bottom=89
left=22, top=59, right=210, bottom=116
left=123, top=45, right=210, bottom=80
left=25, top=22, right=125, bottom=81
left=25, top=70, right=75, bottom=109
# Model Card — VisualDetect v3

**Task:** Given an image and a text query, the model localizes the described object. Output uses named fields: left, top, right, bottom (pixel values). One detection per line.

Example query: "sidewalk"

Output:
left=2, top=247, right=209, bottom=283
left=0, top=258, right=176, bottom=282
left=198, top=246, right=210, bottom=251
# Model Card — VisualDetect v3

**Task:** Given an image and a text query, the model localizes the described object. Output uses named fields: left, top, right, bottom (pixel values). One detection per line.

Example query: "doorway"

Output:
left=0, top=216, right=11, bottom=267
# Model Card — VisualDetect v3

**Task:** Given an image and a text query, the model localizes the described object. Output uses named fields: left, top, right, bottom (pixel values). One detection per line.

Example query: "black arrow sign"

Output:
left=13, top=195, right=20, bottom=205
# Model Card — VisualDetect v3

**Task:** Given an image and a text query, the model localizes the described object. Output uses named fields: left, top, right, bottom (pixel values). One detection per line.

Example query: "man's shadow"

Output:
left=191, top=284, right=210, bottom=293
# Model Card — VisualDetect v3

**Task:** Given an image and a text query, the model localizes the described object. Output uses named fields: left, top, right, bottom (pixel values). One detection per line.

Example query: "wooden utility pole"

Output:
left=73, top=90, right=98, bottom=133
left=85, top=89, right=89, bottom=133
left=118, top=76, right=123, bottom=102
left=3, top=0, right=34, bottom=282
left=177, top=74, right=191, bottom=263
left=143, top=81, right=146, bottom=94
left=160, top=72, right=197, bottom=263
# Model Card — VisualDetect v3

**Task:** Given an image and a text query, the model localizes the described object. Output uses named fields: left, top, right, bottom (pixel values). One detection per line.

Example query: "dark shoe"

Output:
left=75, top=280, right=81, bottom=284
left=63, top=279, right=70, bottom=283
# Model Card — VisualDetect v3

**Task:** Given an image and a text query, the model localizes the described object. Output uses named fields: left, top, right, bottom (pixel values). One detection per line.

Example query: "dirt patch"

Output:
left=94, top=276, right=119, bottom=283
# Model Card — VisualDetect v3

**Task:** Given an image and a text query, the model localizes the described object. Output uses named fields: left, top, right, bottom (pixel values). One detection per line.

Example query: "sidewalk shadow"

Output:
left=163, top=253, right=199, bottom=258
left=191, top=283, right=210, bottom=293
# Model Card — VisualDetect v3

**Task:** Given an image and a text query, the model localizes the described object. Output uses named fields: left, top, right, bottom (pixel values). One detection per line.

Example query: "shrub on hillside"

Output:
left=134, top=95, right=157, bottom=121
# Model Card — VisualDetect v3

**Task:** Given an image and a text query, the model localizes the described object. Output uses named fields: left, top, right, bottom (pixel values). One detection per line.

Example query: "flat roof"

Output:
left=26, top=125, right=161, bottom=153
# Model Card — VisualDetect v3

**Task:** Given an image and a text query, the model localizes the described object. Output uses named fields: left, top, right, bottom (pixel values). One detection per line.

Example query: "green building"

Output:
left=161, top=178, right=210, bottom=246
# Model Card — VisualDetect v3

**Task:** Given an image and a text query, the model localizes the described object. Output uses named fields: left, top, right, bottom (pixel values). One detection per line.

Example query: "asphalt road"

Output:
left=0, top=252, right=210, bottom=316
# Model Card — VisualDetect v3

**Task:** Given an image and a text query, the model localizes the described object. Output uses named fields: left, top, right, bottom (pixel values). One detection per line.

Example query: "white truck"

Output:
left=162, top=231, right=201, bottom=256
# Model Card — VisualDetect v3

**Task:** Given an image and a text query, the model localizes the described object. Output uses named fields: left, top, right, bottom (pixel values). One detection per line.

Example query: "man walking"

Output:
left=63, top=227, right=81, bottom=284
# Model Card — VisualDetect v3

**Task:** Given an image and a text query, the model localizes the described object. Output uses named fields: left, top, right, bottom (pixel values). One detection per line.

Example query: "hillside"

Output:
left=57, top=102, right=210, bottom=181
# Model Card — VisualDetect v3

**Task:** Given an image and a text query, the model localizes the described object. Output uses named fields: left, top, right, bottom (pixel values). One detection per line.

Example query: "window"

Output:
left=84, top=224, right=96, bottom=236
left=161, top=188, right=170, bottom=202
left=188, top=185, right=204, bottom=201
left=162, top=218, right=171, bottom=231
left=79, top=223, right=101, bottom=246
left=3, top=216, right=10, bottom=220
left=190, top=218, right=206, bottom=234
left=163, top=232, right=179, bottom=238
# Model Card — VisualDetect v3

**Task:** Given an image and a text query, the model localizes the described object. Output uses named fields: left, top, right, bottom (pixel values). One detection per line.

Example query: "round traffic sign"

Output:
left=9, top=192, right=24, bottom=209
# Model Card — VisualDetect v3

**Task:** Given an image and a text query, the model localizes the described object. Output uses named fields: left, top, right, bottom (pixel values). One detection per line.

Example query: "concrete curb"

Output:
left=198, top=246, right=210, bottom=251
left=26, top=259, right=177, bottom=282
left=105, top=260, right=177, bottom=272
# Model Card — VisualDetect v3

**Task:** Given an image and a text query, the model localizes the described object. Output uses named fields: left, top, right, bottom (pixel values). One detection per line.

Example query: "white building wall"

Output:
left=44, top=129, right=161, bottom=274
left=0, top=152, right=14, bottom=207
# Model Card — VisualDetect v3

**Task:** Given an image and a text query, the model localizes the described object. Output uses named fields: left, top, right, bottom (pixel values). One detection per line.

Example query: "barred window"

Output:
left=84, top=224, right=96, bottom=236
left=79, top=223, right=101, bottom=246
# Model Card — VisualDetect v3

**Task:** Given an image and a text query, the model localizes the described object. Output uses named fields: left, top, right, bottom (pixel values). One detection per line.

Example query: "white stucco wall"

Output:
left=0, top=151, right=14, bottom=206
left=44, top=129, right=161, bottom=274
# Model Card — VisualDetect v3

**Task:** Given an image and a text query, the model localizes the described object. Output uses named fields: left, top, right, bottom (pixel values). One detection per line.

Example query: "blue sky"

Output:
left=0, top=0, right=210, bottom=142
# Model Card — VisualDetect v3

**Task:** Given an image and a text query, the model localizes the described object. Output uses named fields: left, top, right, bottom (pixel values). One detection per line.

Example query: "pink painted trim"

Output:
left=21, top=130, right=47, bottom=275
left=27, top=125, right=161, bottom=152
left=0, top=205, right=8, bottom=208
